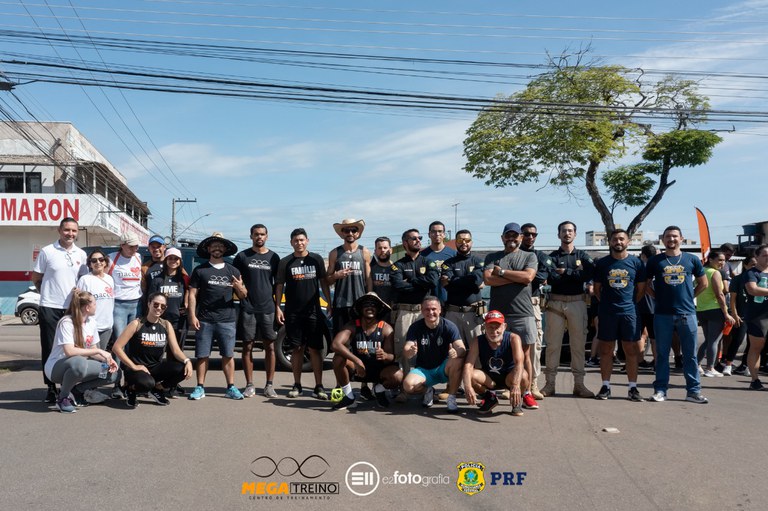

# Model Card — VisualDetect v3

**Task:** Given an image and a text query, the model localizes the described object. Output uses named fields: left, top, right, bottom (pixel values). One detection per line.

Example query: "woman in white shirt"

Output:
left=44, top=290, right=118, bottom=413
left=76, top=249, right=115, bottom=349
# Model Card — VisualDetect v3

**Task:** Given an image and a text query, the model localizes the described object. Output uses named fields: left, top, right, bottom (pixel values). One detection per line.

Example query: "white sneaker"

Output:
left=647, top=391, right=667, bottom=402
left=446, top=394, right=459, bottom=414
left=698, top=366, right=704, bottom=375
left=83, top=389, right=110, bottom=404
left=703, top=369, right=723, bottom=378
left=722, top=365, right=733, bottom=376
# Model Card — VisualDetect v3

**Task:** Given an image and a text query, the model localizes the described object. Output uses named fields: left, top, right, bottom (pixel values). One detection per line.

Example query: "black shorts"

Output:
left=640, top=312, right=655, bottom=339
left=597, top=313, right=640, bottom=342
left=351, top=361, right=398, bottom=383
left=487, top=370, right=512, bottom=390
left=240, top=310, right=277, bottom=342
left=747, top=316, right=768, bottom=339
left=285, top=310, right=325, bottom=350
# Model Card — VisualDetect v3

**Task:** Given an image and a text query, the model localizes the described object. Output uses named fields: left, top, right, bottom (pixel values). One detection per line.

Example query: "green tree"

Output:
left=463, top=51, right=722, bottom=236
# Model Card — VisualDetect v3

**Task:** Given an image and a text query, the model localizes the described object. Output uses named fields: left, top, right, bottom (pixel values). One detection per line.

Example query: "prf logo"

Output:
left=242, top=455, right=338, bottom=501
left=456, top=462, right=485, bottom=496
left=345, top=461, right=380, bottom=497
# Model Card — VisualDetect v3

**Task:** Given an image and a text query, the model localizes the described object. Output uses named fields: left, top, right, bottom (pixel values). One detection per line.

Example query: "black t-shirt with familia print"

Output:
left=276, top=252, right=327, bottom=314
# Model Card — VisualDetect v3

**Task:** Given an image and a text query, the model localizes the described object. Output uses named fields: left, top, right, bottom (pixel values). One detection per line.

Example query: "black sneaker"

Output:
left=174, top=384, right=185, bottom=397
left=374, top=390, right=390, bottom=408
left=332, top=394, right=357, bottom=410
left=595, top=385, right=611, bottom=400
left=149, top=388, right=170, bottom=406
left=619, top=365, right=627, bottom=373
left=359, top=385, right=375, bottom=401
left=749, top=379, right=765, bottom=391
left=628, top=387, right=644, bottom=402
left=44, top=385, right=59, bottom=403
left=478, top=391, right=498, bottom=414
left=733, top=365, right=748, bottom=376
left=613, top=356, right=622, bottom=366
left=585, top=358, right=600, bottom=368
left=638, top=360, right=655, bottom=370
left=674, top=355, right=683, bottom=370
left=126, top=390, right=138, bottom=409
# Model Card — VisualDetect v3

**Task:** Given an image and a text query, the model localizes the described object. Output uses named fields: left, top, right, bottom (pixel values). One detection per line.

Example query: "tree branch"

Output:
left=627, top=155, right=675, bottom=236
left=584, top=159, right=615, bottom=233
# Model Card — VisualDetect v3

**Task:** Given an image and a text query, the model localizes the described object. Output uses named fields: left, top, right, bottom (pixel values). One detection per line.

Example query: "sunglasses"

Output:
left=90, top=257, right=105, bottom=263
left=522, top=232, right=538, bottom=238
left=456, top=238, right=472, bottom=244
left=409, top=236, right=423, bottom=241
left=151, top=302, right=168, bottom=311
left=341, top=228, right=358, bottom=234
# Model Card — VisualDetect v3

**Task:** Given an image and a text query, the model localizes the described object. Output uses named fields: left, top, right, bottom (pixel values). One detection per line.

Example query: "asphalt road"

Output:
left=1, top=318, right=766, bottom=511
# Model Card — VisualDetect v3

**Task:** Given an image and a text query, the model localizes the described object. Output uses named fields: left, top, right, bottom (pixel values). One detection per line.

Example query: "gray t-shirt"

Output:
left=484, top=250, right=537, bottom=317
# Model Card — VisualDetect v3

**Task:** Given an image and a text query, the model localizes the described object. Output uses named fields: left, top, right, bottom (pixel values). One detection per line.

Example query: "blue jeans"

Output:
left=654, top=313, right=701, bottom=395
left=112, top=299, right=140, bottom=342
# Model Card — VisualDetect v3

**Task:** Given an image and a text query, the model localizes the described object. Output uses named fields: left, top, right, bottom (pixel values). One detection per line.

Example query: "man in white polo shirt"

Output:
left=31, top=217, right=88, bottom=403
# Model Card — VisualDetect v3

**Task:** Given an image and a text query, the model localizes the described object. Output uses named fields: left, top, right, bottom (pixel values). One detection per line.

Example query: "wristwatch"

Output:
left=499, top=269, right=505, bottom=277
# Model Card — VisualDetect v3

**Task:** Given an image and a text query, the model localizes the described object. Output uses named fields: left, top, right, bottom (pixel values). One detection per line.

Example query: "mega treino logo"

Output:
left=242, top=455, right=338, bottom=502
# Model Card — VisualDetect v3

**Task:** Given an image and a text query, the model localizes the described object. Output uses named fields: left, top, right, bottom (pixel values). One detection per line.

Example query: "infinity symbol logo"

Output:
left=250, top=455, right=329, bottom=479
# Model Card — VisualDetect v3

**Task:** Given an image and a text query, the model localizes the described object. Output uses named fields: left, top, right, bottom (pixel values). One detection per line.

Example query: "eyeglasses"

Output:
left=409, top=236, right=423, bottom=241
left=341, top=228, right=358, bottom=234
left=151, top=302, right=168, bottom=311
left=522, top=232, right=538, bottom=238
left=90, top=257, right=105, bottom=263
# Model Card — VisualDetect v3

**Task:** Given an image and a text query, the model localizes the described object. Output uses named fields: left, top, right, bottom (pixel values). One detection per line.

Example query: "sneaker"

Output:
left=749, top=379, right=765, bottom=391
left=722, top=365, right=733, bottom=376
left=674, top=355, right=683, bottom=370
left=714, top=362, right=725, bottom=373
left=149, top=388, right=170, bottom=405
left=685, top=392, right=709, bottom=404
left=733, top=365, right=748, bottom=376
left=287, top=384, right=303, bottom=398
left=422, top=386, right=435, bottom=408
left=698, top=366, right=704, bottom=375
left=263, top=384, right=278, bottom=398
left=619, top=365, right=627, bottom=373
left=703, top=369, right=723, bottom=378
left=55, top=397, right=77, bottom=413
left=613, top=356, right=622, bottom=366
left=83, top=389, right=109, bottom=404
left=44, top=385, right=59, bottom=403
left=174, top=385, right=185, bottom=396
left=68, top=390, right=87, bottom=407
left=126, top=389, right=138, bottom=408
left=446, top=394, right=459, bottom=413
left=111, top=385, right=125, bottom=400
left=188, top=385, right=205, bottom=400
left=312, top=385, right=328, bottom=400
left=586, top=357, right=600, bottom=368
left=242, top=383, right=256, bottom=398
left=522, top=393, right=539, bottom=409
left=510, top=404, right=524, bottom=417
left=225, top=386, right=244, bottom=400
left=628, top=387, right=644, bottom=402
left=332, top=394, right=357, bottom=410
left=375, top=390, right=390, bottom=408
left=478, top=391, right=498, bottom=414
left=359, top=385, right=375, bottom=401
left=648, top=391, right=666, bottom=402
left=638, top=359, right=655, bottom=370
left=595, top=385, right=611, bottom=400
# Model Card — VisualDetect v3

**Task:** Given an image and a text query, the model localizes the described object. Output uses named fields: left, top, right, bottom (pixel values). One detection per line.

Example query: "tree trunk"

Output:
left=584, top=160, right=615, bottom=235
left=627, top=156, right=675, bottom=236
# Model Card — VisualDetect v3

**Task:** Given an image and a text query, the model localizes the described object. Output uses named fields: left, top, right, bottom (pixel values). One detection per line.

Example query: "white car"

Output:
left=15, top=286, right=40, bottom=326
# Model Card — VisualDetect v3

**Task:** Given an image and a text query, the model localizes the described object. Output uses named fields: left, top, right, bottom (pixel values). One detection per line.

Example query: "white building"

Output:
left=0, top=121, right=150, bottom=314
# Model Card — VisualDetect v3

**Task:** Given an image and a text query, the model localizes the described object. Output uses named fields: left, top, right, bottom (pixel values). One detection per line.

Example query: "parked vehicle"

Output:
left=15, top=286, right=40, bottom=325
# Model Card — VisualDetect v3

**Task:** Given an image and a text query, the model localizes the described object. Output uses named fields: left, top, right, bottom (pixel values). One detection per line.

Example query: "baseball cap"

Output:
left=120, top=232, right=140, bottom=246
left=485, top=310, right=505, bottom=324
left=165, top=247, right=182, bottom=259
left=148, top=234, right=165, bottom=246
left=502, top=222, right=521, bottom=234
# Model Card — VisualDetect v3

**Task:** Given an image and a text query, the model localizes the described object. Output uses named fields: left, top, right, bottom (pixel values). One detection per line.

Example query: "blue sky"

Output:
left=2, top=0, right=767, bottom=255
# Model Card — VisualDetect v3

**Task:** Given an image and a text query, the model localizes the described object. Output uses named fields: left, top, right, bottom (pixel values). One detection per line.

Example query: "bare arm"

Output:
left=693, top=274, right=709, bottom=298
left=111, top=319, right=143, bottom=371
left=187, top=287, right=200, bottom=330
left=634, top=281, right=646, bottom=303
left=462, top=336, right=480, bottom=405
left=274, top=283, right=285, bottom=325
left=31, top=271, right=43, bottom=291
left=363, top=247, right=373, bottom=292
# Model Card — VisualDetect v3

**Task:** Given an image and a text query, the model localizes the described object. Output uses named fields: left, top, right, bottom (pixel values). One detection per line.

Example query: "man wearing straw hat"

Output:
left=327, top=218, right=372, bottom=336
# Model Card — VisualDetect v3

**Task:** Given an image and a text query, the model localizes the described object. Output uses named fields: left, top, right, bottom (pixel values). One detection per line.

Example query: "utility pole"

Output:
left=451, top=202, right=460, bottom=236
left=171, top=198, right=197, bottom=245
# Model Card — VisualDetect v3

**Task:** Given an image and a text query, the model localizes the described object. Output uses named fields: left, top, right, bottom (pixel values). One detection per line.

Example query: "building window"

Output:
left=0, top=172, right=42, bottom=193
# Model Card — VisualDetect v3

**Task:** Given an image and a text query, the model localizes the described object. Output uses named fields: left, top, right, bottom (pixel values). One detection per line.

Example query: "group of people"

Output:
left=31, top=215, right=768, bottom=415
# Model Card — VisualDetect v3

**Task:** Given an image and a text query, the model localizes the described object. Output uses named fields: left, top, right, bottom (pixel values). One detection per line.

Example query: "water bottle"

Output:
left=755, top=276, right=768, bottom=304
left=99, top=361, right=109, bottom=379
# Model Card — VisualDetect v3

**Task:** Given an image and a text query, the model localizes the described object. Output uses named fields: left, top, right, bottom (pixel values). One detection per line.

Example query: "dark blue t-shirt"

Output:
left=744, top=267, right=768, bottom=320
left=645, top=252, right=704, bottom=315
left=477, top=331, right=516, bottom=375
left=406, top=317, right=461, bottom=370
left=594, top=254, right=646, bottom=315
left=421, top=246, right=456, bottom=302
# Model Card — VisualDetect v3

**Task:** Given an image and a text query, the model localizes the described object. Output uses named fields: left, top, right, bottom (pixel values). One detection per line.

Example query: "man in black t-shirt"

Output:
left=401, top=296, right=466, bottom=413
left=276, top=228, right=332, bottom=400
left=188, top=233, right=247, bottom=401
left=233, top=223, right=280, bottom=399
